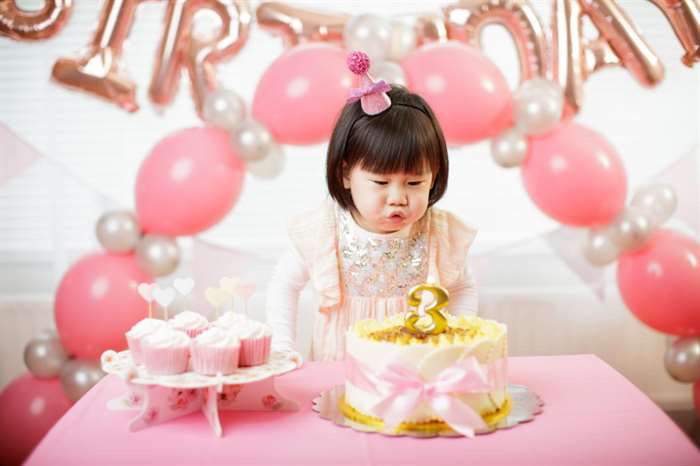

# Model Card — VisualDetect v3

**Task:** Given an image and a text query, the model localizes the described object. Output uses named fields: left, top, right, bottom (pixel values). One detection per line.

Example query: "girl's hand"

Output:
left=273, top=345, right=304, bottom=368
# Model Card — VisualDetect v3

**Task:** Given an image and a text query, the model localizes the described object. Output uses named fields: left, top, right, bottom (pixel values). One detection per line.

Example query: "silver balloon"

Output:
left=609, top=207, right=652, bottom=252
left=664, top=337, right=700, bottom=383
left=59, top=359, right=106, bottom=403
left=514, top=78, right=564, bottom=135
left=584, top=228, right=620, bottom=266
left=96, top=211, right=141, bottom=253
left=388, top=21, right=417, bottom=61
left=230, top=119, right=275, bottom=162
left=24, top=336, right=69, bottom=379
left=343, top=14, right=392, bottom=61
left=203, top=88, right=246, bottom=130
left=246, top=144, right=286, bottom=179
left=136, top=235, right=180, bottom=277
left=490, top=128, right=528, bottom=168
left=631, top=184, right=677, bottom=228
left=370, top=60, right=407, bottom=86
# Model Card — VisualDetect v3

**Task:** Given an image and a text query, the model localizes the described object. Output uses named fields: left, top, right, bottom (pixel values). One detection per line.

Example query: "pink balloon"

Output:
left=401, top=42, right=512, bottom=145
left=135, top=127, right=245, bottom=236
left=617, top=229, right=700, bottom=336
left=0, top=374, right=71, bottom=466
left=521, top=122, right=627, bottom=226
left=253, top=44, right=353, bottom=145
left=55, top=253, right=151, bottom=359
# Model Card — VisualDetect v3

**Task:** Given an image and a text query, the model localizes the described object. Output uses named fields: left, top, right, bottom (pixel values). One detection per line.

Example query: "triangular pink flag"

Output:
left=543, top=227, right=607, bottom=302
left=0, top=123, right=43, bottom=187
left=654, top=149, right=699, bottom=235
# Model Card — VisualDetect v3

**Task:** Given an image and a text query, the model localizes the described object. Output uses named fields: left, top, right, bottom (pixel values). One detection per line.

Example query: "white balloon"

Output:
left=247, top=144, right=286, bottom=179
left=388, top=21, right=417, bottom=61
left=517, top=78, right=561, bottom=99
left=370, top=61, right=407, bottom=86
left=609, top=207, right=652, bottom=252
left=490, top=128, right=528, bottom=168
left=584, top=229, right=620, bottom=266
left=344, top=14, right=392, bottom=61
left=203, top=89, right=246, bottom=130
left=231, top=119, right=275, bottom=162
left=514, top=79, right=564, bottom=135
left=631, top=184, right=677, bottom=228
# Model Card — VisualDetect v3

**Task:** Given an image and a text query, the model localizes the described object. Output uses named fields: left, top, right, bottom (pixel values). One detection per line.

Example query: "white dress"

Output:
left=265, top=202, right=478, bottom=361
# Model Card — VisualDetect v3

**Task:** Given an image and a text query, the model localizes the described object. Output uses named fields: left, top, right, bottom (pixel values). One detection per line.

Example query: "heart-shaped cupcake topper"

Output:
left=205, top=286, right=227, bottom=318
left=219, top=276, right=240, bottom=296
left=137, top=282, right=157, bottom=318
left=219, top=276, right=256, bottom=315
left=153, top=286, right=175, bottom=320
left=404, top=283, right=449, bottom=336
left=173, top=277, right=195, bottom=296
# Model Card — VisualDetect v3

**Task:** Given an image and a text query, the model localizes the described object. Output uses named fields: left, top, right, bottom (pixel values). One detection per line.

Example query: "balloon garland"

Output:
left=1, top=0, right=699, bottom=412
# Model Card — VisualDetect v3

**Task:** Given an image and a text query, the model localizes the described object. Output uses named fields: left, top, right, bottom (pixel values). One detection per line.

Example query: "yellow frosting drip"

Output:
left=353, top=313, right=505, bottom=346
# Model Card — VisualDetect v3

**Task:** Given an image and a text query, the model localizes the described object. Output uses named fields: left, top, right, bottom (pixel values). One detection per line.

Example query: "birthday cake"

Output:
left=342, top=285, right=509, bottom=436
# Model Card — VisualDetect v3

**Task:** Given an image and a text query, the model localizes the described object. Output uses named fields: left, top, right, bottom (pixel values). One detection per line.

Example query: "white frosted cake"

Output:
left=343, top=313, right=509, bottom=436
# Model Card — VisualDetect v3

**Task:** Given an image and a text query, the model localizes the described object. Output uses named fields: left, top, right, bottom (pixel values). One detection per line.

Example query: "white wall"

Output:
left=0, top=1, right=698, bottom=407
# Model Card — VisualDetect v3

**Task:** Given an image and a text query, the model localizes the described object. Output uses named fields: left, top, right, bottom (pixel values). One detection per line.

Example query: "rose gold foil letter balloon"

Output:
left=414, top=13, right=449, bottom=44
left=443, top=0, right=548, bottom=82
left=51, top=0, right=143, bottom=112
left=0, top=0, right=72, bottom=40
left=647, top=0, right=700, bottom=67
left=551, top=0, right=664, bottom=115
left=149, top=0, right=252, bottom=117
left=256, top=2, right=349, bottom=47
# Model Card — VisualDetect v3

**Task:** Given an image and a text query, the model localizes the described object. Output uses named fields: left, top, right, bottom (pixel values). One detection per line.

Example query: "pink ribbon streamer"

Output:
left=346, top=356, right=504, bottom=438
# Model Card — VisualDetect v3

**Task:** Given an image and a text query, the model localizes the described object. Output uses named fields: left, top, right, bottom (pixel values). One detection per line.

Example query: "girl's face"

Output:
left=343, top=164, right=433, bottom=234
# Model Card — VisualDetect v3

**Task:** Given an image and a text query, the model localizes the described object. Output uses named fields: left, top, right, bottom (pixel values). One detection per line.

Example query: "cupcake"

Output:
left=213, top=311, right=248, bottom=330
left=141, top=327, right=191, bottom=375
left=234, top=320, right=272, bottom=367
left=191, top=327, right=241, bottom=376
left=168, top=310, right=209, bottom=338
left=126, top=318, right=167, bottom=364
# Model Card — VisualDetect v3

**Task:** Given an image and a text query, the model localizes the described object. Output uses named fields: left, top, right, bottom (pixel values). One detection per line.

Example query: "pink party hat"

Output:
left=346, top=51, right=392, bottom=115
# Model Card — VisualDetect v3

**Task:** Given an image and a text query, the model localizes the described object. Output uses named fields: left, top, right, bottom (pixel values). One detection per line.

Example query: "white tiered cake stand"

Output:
left=101, top=349, right=298, bottom=437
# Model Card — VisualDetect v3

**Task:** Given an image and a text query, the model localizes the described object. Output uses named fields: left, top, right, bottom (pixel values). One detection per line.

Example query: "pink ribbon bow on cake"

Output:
left=348, top=356, right=493, bottom=438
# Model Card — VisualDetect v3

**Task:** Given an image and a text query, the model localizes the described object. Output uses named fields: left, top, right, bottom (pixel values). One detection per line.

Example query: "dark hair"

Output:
left=326, top=85, right=449, bottom=211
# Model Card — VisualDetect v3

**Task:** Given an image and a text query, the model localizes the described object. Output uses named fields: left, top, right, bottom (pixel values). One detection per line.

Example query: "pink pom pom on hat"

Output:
left=346, top=51, right=392, bottom=115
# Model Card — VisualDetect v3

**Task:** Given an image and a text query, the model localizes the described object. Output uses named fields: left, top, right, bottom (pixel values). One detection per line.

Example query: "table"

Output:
left=26, top=355, right=700, bottom=466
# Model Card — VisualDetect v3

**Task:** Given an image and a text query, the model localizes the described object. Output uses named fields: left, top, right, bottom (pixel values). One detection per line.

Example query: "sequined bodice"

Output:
left=338, top=207, right=429, bottom=298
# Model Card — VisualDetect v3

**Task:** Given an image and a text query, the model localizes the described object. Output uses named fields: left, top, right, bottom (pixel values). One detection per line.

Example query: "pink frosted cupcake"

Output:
left=126, top=318, right=167, bottom=365
left=168, top=310, right=209, bottom=338
left=191, top=327, right=241, bottom=376
left=234, top=321, right=272, bottom=367
left=141, top=327, right=191, bottom=375
left=213, top=311, right=248, bottom=330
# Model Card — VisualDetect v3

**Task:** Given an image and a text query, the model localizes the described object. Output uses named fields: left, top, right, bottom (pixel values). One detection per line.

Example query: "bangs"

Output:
left=345, top=106, right=440, bottom=176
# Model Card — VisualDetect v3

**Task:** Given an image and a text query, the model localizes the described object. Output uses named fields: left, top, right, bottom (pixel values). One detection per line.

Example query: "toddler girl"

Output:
left=266, top=51, right=478, bottom=361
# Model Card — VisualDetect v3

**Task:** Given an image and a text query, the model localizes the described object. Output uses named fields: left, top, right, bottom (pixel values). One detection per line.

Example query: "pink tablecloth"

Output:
left=26, top=355, right=699, bottom=466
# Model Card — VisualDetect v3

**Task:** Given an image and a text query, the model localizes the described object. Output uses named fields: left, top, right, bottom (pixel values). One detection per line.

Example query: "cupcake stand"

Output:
left=100, top=349, right=298, bottom=437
